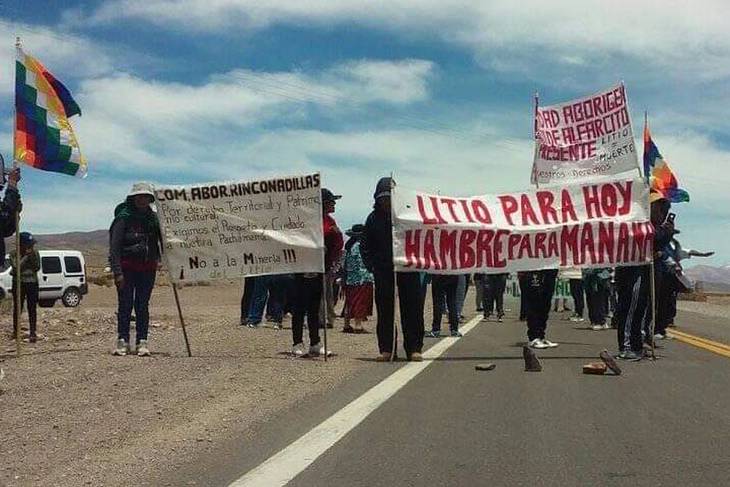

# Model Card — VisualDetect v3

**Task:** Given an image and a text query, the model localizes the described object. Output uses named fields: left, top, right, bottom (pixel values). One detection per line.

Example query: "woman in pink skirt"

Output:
left=343, top=224, right=374, bottom=333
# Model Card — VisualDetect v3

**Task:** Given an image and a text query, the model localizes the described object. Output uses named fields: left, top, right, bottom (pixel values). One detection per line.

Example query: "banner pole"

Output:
left=12, top=37, right=21, bottom=357
left=533, top=92, right=540, bottom=189
left=322, top=249, right=328, bottom=362
left=644, top=110, right=656, bottom=360
left=389, top=173, right=398, bottom=362
left=13, top=211, right=20, bottom=356
left=171, top=283, right=192, bottom=357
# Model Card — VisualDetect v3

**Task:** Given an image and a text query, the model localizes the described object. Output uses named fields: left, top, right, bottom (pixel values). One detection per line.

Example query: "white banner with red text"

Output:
left=533, top=83, right=639, bottom=185
left=393, top=178, right=651, bottom=274
left=155, top=173, right=324, bottom=283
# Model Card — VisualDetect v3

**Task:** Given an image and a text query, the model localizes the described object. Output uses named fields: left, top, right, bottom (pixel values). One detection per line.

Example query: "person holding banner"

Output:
left=523, top=269, right=560, bottom=349
left=361, top=177, right=425, bottom=362
left=290, top=188, right=343, bottom=357
left=614, top=198, right=673, bottom=360
left=109, top=183, right=162, bottom=357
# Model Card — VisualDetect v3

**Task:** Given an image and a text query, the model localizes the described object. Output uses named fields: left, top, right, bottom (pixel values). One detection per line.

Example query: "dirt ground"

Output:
left=0, top=282, right=396, bottom=487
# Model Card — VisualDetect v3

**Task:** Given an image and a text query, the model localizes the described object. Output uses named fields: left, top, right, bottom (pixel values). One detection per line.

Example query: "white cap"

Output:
left=128, top=182, right=155, bottom=199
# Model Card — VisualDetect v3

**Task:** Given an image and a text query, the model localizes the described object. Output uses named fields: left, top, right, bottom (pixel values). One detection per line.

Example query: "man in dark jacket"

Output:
left=361, top=177, right=425, bottom=362
left=614, top=197, right=674, bottom=360
left=0, top=167, right=22, bottom=268
left=109, top=182, right=162, bottom=357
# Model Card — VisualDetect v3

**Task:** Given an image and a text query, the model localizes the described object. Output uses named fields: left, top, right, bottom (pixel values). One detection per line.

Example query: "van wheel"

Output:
left=62, top=288, right=82, bottom=307
left=39, top=299, right=56, bottom=308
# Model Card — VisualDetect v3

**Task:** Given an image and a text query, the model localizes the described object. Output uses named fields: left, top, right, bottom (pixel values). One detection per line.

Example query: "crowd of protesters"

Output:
left=2, top=169, right=712, bottom=366
left=98, top=176, right=713, bottom=362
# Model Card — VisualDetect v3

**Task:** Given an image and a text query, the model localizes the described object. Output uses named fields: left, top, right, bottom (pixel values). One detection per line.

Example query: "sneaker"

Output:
left=292, top=343, right=305, bottom=357
left=247, top=321, right=260, bottom=328
left=476, top=307, right=483, bottom=312
left=113, top=339, right=129, bottom=356
left=497, top=313, right=504, bottom=323
left=617, top=350, right=642, bottom=361
left=541, top=338, right=559, bottom=348
left=409, top=352, right=423, bottom=362
left=569, top=314, right=584, bottom=322
left=426, top=330, right=441, bottom=338
left=376, top=352, right=392, bottom=362
left=309, top=343, right=332, bottom=357
left=137, top=340, right=151, bottom=357
left=602, top=323, right=611, bottom=330
left=653, top=333, right=666, bottom=341
left=591, top=324, right=604, bottom=331
left=272, top=323, right=282, bottom=330
left=529, top=338, right=549, bottom=349
left=599, top=349, right=622, bottom=375
left=481, top=314, right=489, bottom=322
left=450, top=330, right=463, bottom=338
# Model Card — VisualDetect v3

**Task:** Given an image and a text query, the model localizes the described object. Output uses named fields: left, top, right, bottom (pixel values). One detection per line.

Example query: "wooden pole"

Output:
left=322, top=271, right=328, bottom=362
left=13, top=211, right=21, bottom=357
left=532, top=92, right=540, bottom=189
left=171, top=283, right=192, bottom=357
left=644, top=111, right=656, bottom=360
left=12, top=37, right=21, bottom=357
left=389, top=173, right=398, bottom=362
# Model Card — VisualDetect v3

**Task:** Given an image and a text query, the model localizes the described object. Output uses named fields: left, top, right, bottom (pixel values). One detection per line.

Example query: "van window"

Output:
left=64, top=256, right=83, bottom=274
left=42, top=256, right=62, bottom=274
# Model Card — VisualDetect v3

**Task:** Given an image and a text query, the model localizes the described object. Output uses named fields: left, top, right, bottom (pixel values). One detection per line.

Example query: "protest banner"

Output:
left=155, top=173, right=324, bottom=283
left=393, top=178, right=651, bottom=274
left=533, top=84, right=639, bottom=185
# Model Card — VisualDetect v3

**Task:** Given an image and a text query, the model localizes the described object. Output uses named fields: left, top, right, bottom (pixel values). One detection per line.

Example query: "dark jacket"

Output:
left=0, top=187, right=20, bottom=268
left=361, top=208, right=393, bottom=275
left=109, top=200, right=162, bottom=276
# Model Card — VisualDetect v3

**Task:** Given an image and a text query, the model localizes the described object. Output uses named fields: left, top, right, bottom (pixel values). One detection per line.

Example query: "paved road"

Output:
left=163, top=302, right=730, bottom=487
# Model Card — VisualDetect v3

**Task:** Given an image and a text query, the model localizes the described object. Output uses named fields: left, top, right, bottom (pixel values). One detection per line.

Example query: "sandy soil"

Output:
left=0, top=283, right=396, bottom=487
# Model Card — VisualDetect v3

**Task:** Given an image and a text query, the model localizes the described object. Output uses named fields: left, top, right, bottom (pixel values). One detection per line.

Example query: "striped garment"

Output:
left=643, top=122, right=688, bottom=203
left=15, top=47, right=86, bottom=177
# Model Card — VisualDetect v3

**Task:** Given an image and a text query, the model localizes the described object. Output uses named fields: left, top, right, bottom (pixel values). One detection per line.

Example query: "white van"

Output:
left=0, top=250, right=88, bottom=307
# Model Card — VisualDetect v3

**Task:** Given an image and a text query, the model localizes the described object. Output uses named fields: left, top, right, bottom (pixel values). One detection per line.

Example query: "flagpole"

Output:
left=644, top=110, right=657, bottom=360
left=532, top=92, right=540, bottom=189
left=12, top=37, right=22, bottom=357
left=389, top=171, right=398, bottom=362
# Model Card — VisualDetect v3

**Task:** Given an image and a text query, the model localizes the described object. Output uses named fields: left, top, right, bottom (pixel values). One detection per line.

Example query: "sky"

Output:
left=1, top=0, right=729, bottom=266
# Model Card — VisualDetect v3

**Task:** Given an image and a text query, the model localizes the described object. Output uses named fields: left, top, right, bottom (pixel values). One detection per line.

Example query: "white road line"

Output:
left=229, top=315, right=483, bottom=487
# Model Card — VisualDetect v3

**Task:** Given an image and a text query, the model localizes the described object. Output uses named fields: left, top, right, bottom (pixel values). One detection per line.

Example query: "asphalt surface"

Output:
left=163, top=300, right=730, bottom=487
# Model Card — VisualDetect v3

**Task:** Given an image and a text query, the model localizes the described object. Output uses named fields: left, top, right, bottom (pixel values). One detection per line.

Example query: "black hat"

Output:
left=321, top=188, right=342, bottom=202
left=345, top=223, right=365, bottom=237
left=19, top=232, right=34, bottom=246
left=373, top=177, right=394, bottom=200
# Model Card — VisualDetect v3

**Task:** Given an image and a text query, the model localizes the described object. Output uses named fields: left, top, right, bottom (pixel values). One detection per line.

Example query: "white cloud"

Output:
left=83, top=1, right=730, bottom=81
left=72, top=59, right=435, bottom=172
left=0, top=19, right=135, bottom=97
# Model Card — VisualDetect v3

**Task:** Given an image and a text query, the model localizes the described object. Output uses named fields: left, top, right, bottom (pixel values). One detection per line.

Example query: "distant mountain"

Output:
left=5, top=229, right=108, bottom=269
left=684, top=264, right=730, bottom=293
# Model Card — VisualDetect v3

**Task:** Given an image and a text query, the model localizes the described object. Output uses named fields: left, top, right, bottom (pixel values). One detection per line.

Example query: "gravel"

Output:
left=0, top=283, right=401, bottom=487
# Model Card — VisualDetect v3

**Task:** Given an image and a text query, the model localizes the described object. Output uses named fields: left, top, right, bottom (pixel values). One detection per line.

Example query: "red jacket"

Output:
left=323, top=215, right=343, bottom=272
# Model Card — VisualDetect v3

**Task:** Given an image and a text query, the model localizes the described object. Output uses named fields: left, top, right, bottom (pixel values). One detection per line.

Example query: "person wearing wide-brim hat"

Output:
left=342, top=224, right=373, bottom=333
left=109, top=182, right=162, bottom=357
left=10, top=231, right=40, bottom=343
